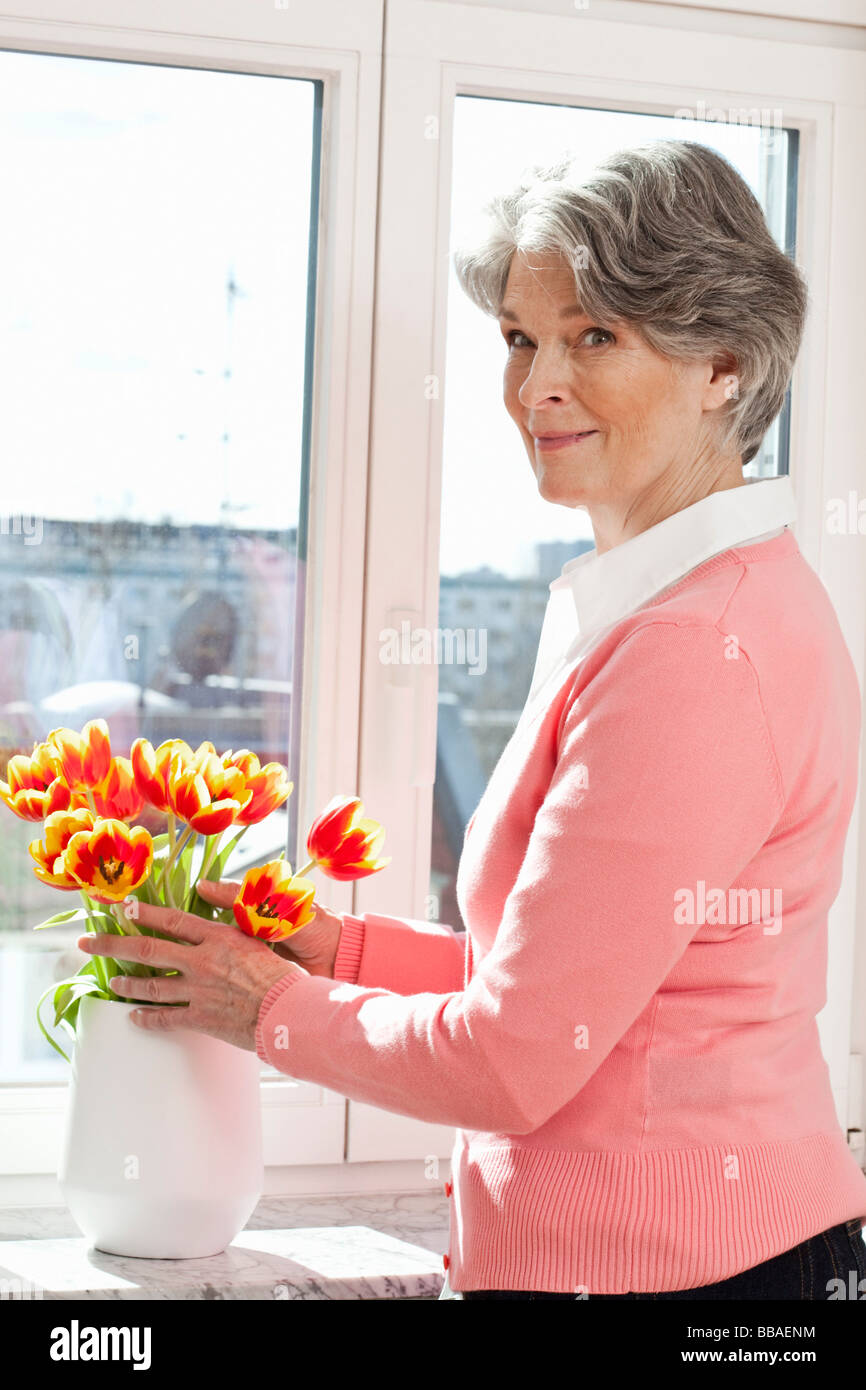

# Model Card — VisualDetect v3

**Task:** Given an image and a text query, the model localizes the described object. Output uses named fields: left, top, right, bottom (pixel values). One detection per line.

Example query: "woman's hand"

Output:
left=197, top=878, right=343, bottom=979
left=77, top=898, right=305, bottom=1052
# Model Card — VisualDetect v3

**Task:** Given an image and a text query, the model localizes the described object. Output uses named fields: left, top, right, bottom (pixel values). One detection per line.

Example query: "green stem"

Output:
left=81, top=893, right=116, bottom=997
left=155, top=817, right=194, bottom=905
left=111, top=900, right=139, bottom=934
left=186, top=831, right=222, bottom=910
left=108, top=901, right=152, bottom=979
left=154, top=811, right=176, bottom=904
left=296, top=858, right=316, bottom=878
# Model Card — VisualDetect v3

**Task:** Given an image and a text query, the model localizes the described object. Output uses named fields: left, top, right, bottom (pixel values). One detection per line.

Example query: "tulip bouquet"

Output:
left=0, top=719, right=390, bottom=1061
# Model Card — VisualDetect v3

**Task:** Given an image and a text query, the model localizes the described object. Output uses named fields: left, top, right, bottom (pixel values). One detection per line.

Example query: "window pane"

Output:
left=0, top=51, right=320, bottom=1078
left=431, top=99, right=797, bottom=930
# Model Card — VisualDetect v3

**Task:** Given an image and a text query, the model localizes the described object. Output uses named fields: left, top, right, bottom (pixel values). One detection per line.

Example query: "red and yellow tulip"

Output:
left=73, top=755, right=145, bottom=822
left=3, top=719, right=391, bottom=989
left=166, top=745, right=253, bottom=834
left=0, top=741, right=72, bottom=821
left=232, top=861, right=317, bottom=942
left=29, top=808, right=97, bottom=890
left=46, top=720, right=112, bottom=793
left=221, top=749, right=293, bottom=825
left=130, top=737, right=195, bottom=813
left=60, top=817, right=153, bottom=902
left=304, top=795, right=391, bottom=881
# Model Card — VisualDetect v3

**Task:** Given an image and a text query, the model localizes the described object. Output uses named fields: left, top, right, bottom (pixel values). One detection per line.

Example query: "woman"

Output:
left=83, top=140, right=866, bottom=1299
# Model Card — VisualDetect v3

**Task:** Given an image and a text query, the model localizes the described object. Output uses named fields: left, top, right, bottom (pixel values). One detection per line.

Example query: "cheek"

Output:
left=590, top=362, right=684, bottom=433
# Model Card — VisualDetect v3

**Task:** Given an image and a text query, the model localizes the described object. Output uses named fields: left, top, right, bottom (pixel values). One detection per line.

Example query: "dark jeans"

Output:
left=460, top=1218, right=866, bottom=1299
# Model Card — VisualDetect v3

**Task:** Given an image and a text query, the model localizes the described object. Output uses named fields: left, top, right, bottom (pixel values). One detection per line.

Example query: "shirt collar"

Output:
left=552, top=475, right=797, bottom=648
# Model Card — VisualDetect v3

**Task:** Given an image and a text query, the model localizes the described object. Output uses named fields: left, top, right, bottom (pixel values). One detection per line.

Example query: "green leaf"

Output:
left=81, top=913, right=118, bottom=935
left=134, top=874, right=158, bottom=907
left=54, top=974, right=108, bottom=1027
left=82, top=914, right=150, bottom=977
left=150, top=832, right=170, bottom=854
left=167, top=834, right=195, bottom=907
left=35, top=982, right=72, bottom=1063
left=50, top=982, right=76, bottom=1031
left=185, top=892, right=212, bottom=920
left=60, top=999, right=81, bottom=1038
left=211, top=828, right=247, bottom=882
left=93, top=913, right=124, bottom=936
left=51, top=958, right=97, bottom=1014
left=35, top=975, right=82, bottom=1063
left=32, top=908, right=90, bottom=931
left=116, top=956, right=157, bottom=979
left=182, top=828, right=248, bottom=920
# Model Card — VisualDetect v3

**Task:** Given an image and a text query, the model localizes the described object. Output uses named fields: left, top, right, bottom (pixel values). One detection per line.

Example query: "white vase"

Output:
left=58, top=993, right=264, bottom=1259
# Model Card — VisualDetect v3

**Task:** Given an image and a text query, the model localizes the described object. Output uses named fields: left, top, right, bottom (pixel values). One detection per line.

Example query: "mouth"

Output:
left=533, top=431, right=598, bottom=452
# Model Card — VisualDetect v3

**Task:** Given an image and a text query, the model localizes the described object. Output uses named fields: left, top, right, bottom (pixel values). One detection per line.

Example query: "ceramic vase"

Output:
left=57, top=993, right=263, bottom=1258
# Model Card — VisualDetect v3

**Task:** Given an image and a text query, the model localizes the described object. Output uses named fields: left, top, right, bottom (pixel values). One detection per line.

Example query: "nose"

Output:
left=516, top=345, right=578, bottom=409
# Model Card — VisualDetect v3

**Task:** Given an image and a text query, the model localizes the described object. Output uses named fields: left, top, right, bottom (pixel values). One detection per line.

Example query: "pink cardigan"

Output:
left=255, top=527, right=866, bottom=1293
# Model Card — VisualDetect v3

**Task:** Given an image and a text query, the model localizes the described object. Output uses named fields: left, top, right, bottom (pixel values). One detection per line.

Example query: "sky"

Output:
left=0, top=50, right=313, bottom=533
left=0, top=50, right=785, bottom=577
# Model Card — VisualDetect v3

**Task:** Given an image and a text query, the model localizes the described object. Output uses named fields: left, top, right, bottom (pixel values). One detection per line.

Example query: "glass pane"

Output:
left=0, top=50, right=321, bottom=1079
left=431, top=99, right=798, bottom=930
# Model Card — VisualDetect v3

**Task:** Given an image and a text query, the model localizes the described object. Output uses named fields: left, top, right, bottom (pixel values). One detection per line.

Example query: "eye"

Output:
left=580, top=327, right=614, bottom=347
left=504, top=326, right=615, bottom=349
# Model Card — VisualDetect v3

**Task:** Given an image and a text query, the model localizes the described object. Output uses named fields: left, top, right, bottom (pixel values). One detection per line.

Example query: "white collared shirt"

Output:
left=523, top=475, right=798, bottom=720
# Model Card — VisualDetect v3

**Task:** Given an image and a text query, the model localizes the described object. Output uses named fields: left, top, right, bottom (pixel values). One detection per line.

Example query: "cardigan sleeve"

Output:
left=255, top=621, right=785, bottom=1133
left=332, top=910, right=468, bottom=995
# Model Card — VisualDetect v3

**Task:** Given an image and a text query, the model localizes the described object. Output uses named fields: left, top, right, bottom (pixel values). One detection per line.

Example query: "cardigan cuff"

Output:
left=255, top=970, right=305, bottom=1063
left=333, top=912, right=366, bottom=984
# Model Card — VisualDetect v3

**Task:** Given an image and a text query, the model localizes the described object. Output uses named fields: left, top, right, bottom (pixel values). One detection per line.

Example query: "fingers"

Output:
left=195, top=878, right=242, bottom=907
left=131, top=899, right=209, bottom=944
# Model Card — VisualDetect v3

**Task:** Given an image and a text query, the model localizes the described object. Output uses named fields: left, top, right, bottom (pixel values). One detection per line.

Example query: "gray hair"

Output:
left=452, top=140, right=807, bottom=466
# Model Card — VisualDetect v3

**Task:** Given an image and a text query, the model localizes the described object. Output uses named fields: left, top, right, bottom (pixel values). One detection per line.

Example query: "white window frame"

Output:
left=350, top=0, right=866, bottom=1155
left=0, top=0, right=383, bottom=1182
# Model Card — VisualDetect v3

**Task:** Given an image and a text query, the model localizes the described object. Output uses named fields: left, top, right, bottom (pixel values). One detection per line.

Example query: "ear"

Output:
left=702, top=352, right=740, bottom=414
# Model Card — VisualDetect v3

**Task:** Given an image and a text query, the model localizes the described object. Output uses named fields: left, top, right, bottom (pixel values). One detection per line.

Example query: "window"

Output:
left=0, top=49, right=320, bottom=1082
left=0, top=2, right=378, bottom=1182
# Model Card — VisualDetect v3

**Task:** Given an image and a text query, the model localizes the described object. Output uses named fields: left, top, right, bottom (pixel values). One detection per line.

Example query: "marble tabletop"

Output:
left=0, top=1191, right=451, bottom=1300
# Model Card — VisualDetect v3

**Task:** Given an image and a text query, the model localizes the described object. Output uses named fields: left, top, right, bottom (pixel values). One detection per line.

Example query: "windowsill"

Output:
left=0, top=1189, right=450, bottom=1300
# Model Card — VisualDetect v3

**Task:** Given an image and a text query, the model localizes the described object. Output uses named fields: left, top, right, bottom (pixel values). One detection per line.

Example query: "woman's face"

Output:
left=499, top=250, right=742, bottom=552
